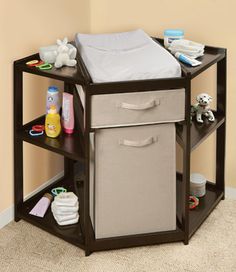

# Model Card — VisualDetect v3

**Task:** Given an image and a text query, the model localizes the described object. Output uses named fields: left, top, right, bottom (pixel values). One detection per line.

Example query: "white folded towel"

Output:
left=168, top=39, right=204, bottom=59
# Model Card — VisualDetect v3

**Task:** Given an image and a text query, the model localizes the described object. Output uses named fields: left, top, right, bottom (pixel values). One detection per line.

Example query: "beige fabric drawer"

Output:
left=90, top=89, right=185, bottom=128
left=90, top=123, right=176, bottom=239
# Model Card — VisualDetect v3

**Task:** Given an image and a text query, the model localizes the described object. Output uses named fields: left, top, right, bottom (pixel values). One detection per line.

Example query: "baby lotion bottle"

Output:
left=45, top=105, right=61, bottom=138
left=62, top=93, right=74, bottom=134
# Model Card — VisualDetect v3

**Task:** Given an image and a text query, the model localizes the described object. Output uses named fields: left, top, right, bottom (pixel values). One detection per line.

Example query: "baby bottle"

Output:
left=45, top=105, right=61, bottom=138
left=46, top=86, right=61, bottom=113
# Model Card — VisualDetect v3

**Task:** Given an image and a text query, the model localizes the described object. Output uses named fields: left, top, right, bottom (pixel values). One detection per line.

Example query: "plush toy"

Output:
left=191, top=93, right=215, bottom=123
left=54, top=38, right=77, bottom=68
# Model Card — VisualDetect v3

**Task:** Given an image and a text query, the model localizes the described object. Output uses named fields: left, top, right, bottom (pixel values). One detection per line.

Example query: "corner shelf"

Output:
left=18, top=115, right=85, bottom=161
left=18, top=177, right=85, bottom=249
left=176, top=175, right=224, bottom=238
left=176, top=111, right=225, bottom=151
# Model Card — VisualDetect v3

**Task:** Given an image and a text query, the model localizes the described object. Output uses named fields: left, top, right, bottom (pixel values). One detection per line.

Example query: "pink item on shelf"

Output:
left=62, top=93, right=74, bottom=134
left=29, top=193, right=52, bottom=218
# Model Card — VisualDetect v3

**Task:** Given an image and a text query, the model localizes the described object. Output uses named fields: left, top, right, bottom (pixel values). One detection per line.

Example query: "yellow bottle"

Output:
left=45, top=105, right=61, bottom=138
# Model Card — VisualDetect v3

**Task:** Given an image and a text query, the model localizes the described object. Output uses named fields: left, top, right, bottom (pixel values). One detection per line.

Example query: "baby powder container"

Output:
left=164, top=29, right=184, bottom=48
left=190, top=173, right=206, bottom=197
left=46, top=86, right=61, bottom=113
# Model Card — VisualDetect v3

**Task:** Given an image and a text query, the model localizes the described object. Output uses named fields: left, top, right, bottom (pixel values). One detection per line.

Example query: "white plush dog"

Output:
left=54, top=38, right=77, bottom=68
left=191, top=93, right=215, bottom=123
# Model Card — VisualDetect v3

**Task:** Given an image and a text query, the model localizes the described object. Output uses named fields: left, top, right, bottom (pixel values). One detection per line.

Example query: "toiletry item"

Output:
left=29, top=193, right=53, bottom=218
left=51, top=187, right=67, bottom=197
left=62, top=93, right=74, bottom=134
left=46, top=86, right=61, bottom=113
left=45, top=105, right=61, bottom=138
left=169, top=39, right=204, bottom=59
left=164, top=29, right=184, bottom=48
left=190, top=173, right=206, bottom=197
left=175, top=52, right=202, bottom=67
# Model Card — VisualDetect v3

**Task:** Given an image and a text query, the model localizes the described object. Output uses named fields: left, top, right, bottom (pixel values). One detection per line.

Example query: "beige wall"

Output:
left=1, top=0, right=235, bottom=216
left=90, top=0, right=236, bottom=186
left=0, top=0, right=90, bottom=213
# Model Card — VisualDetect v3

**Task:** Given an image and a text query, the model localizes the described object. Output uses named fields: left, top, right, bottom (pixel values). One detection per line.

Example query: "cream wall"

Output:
left=0, top=0, right=90, bottom=213
left=90, top=0, right=236, bottom=187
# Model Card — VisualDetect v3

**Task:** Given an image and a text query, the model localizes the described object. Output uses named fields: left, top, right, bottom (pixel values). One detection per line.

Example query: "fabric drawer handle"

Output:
left=119, top=99, right=158, bottom=110
left=119, top=136, right=158, bottom=147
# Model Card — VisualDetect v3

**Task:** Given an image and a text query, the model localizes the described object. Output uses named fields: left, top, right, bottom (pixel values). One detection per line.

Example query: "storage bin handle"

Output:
left=119, top=99, right=158, bottom=110
left=119, top=136, right=158, bottom=147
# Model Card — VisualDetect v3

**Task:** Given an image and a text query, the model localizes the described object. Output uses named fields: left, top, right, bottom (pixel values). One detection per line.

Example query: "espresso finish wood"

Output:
left=13, top=39, right=226, bottom=255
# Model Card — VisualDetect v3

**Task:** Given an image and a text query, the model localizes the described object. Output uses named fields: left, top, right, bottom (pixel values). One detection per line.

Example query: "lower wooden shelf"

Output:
left=17, top=173, right=223, bottom=252
left=17, top=177, right=85, bottom=249
left=188, top=183, right=224, bottom=238
left=177, top=175, right=224, bottom=238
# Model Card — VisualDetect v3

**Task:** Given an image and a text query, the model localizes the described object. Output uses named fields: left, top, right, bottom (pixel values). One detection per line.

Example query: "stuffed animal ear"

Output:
left=63, top=37, right=68, bottom=45
left=209, top=95, right=213, bottom=101
left=196, top=95, right=201, bottom=102
left=57, top=39, right=62, bottom=46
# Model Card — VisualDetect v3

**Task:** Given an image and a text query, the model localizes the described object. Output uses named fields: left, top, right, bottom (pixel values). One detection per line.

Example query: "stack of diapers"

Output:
left=168, top=39, right=205, bottom=59
left=75, top=29, right=181, bottom=83
left=51, top=192, right=79, bottom=226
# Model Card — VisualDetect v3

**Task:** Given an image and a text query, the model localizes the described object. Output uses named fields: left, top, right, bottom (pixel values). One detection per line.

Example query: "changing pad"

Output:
left=75, top=29, right=181, bottom=83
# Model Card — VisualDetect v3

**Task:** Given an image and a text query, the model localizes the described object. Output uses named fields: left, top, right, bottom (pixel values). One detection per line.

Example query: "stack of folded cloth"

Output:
left=51, top=192, right=79, bottom=226
left=168, top=39, right=205, bottom=59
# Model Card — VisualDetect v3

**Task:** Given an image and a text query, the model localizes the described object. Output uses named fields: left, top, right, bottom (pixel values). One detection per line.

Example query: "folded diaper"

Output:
left=168, top=39, right=204, bottom=59
left=51, top=192, right=79, bottom=226
left=52, top=201, right=79, bottom=213
left=54, top=214, right=79, bottom=226
left=53, top=212, right=78, bottom=223
left=54, top=192, right=78, bottom=207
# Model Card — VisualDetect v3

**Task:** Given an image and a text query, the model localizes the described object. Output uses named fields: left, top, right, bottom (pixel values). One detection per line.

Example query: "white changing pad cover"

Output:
left=75, top=29, right=181, bottom=83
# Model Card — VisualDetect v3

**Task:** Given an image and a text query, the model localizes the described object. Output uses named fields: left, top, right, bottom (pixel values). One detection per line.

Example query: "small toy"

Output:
left=26, top=60, right=44, bottom=67
left=51, top=187, right=67, bottom=197
left=29, top=124, right=45, bottom=137
left=54, top=38, right=77, bottom=68
left=189, top=195, right=199, bottom=210
left=191, top=93, right=215, bottom=123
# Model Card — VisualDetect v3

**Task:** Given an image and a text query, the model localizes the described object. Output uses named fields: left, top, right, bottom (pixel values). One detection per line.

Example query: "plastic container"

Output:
left=62, top=93, right=74, bottom=134
left=46, top=86, right=61, bottom=114
left=39, top=44, right=77, bottom=64
left=190, top=173, right=206, bottom=197
left=45, top=105, right=61, bottom=138
left=164, top=29, right=184, bottom=48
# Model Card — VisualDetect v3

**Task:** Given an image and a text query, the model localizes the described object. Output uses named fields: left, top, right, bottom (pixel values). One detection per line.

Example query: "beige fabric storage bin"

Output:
left=92, top=89, right=184, bottom=128
left=76, top=86, right=185, bottom=128
left=90, top=123, right=176, bottom=239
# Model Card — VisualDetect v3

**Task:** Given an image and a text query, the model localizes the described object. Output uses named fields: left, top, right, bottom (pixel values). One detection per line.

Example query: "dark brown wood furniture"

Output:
left=14, top=39, right=226, bottom=256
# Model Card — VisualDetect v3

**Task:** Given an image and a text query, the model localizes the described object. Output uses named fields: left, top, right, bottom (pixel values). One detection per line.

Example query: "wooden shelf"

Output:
left=15, top=53, right=86, bottom=84
left=18, top=115, right=85, bottom=161
left=188, top=183, right=223, bottom=238
left=176, top=111, right=225, bottom=151
left=155, top=38, right=226, bottom=79
left=176, top=175, right=224, bottom=238
left=18, top=176, right=85, bottom=249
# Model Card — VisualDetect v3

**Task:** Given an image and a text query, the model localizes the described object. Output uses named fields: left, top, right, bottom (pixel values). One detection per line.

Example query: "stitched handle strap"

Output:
left=119, top=99, right=159, bottom=110
left=119, top=136, right=158, bottom=147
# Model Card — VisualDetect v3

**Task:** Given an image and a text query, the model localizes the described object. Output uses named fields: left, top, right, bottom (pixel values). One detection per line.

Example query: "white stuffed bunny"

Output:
left=54, top=38, right=77, bottom=68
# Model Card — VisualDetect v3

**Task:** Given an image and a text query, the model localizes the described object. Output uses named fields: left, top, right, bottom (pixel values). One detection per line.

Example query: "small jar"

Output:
left=190, top=173, right=206, bottom=197
left=164, top=29, right=184, bottom=48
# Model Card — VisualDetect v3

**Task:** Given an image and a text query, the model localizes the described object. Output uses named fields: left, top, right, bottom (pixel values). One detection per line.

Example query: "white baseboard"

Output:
left=225, top=186, right=236, bottom=199
left=0, top=171, right=64, bottom=230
